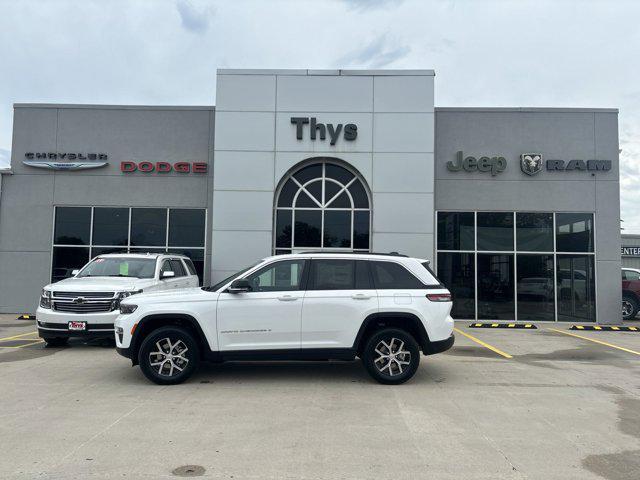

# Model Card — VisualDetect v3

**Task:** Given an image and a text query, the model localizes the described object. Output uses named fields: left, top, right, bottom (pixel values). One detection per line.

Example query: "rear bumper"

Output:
left=423, top=334, right=455, bottom=356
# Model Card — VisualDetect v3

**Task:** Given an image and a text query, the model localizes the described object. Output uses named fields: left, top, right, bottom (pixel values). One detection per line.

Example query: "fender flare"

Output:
left=352, top=312, right=430, bottom=353
left=130, top=313, right=210, bottom=363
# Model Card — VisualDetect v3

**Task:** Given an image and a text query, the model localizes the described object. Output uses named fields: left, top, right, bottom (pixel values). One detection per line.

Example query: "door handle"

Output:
left=278, top=295, right=297, bottom=301
left=351, top=294, right=371, bottom=300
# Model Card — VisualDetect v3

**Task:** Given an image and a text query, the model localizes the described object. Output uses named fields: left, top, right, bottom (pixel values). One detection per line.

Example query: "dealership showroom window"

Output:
left=52, top=207, right=206, bottom=282
left=436, top=211, right=595, bottom=323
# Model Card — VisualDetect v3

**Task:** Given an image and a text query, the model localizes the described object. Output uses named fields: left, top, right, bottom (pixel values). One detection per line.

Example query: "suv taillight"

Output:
left=426, top=293, right=451, bottom=302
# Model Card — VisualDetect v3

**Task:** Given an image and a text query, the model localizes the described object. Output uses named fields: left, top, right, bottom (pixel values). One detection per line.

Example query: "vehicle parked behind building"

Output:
left=114, top=252, right=455, bottom=385
left=37, top=253, right=200, bottom=346
left=622, top=268, right=640, bottom=320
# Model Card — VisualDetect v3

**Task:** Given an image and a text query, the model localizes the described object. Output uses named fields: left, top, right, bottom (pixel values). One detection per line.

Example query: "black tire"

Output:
left=622, top=295, right=638, bottom=320
left=362, top=328, right=420, bottom=385
left=44, top=337, right=68, bottom=347
left=138, top=327, right=200, bottom=385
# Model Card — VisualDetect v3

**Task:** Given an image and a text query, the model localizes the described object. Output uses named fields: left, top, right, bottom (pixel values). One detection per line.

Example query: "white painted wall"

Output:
left=211, top=69, right=436, bottom=282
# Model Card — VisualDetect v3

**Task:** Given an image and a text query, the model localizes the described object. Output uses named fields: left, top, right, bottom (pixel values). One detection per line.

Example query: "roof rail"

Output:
left=296, top=251, right=408, bottom=257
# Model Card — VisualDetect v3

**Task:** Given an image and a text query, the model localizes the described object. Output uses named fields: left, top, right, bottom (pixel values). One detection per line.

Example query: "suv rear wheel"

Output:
left=362, top=328, right=420, bottom=385
left=138, top=327, right=200, bottom=385
left=622, top=295, right=638, bottom=320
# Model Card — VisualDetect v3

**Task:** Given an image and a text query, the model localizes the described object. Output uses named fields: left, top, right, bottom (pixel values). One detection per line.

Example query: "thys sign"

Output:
left=291, top=117, right=357, bottom=145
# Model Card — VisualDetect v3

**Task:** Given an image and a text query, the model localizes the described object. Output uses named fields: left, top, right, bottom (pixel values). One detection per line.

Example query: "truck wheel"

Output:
left=44, top=337, right=68, bottom=347
left=362, top=328, right=420, bottom=385
left=138, top=327, right=200, bottom=385
left=622, top=295, right=638, bottom=320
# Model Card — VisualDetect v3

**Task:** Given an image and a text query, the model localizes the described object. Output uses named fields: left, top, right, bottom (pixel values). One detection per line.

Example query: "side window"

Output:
left=310, top=260, right=355, bottom=290
left=625, top=270, right=640, bottom=281
left=244, top=260, right=306, bottom=292
left=160, top=260, right=172, bottom=277
left=371, top=261, right=424, bottom=289
left=184, top=259, right=197, bottom=276
left=170, top=259, right=186, bottom=277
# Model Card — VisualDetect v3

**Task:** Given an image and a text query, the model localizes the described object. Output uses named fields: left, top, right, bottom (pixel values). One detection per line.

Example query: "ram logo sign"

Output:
left=520, top=153, right=543, bottom=176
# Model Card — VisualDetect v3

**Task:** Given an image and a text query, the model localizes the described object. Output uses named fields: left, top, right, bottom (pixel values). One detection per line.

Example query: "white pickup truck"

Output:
left=36, top=253, right=200, bottom=346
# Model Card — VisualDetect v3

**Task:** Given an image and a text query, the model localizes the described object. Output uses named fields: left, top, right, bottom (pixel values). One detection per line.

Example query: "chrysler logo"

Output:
left=73, top=297, right=86, bottom=304
left=24, top=152, right=108, bottom=171
left=520, top=153, right=542, bottom=176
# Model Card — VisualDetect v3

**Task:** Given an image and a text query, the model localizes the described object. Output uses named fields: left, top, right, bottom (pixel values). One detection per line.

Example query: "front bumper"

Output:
left=424, top=334, right=455, bottom=356
left=36, top=307, right=118, bottom=338
left=116, top=346, right=133, bottom=359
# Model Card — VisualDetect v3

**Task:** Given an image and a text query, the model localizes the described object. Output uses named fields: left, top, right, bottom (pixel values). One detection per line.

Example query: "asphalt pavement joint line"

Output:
left=547, top=328, right=640, bottom=356
left=453, top=327, right=513, bottom=359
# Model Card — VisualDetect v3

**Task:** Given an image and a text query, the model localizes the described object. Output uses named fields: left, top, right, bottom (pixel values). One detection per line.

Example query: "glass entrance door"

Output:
left=556, top=255, right=596, bottom=322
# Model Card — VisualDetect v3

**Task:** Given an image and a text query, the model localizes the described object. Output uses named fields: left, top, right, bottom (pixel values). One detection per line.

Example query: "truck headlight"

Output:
left=111, top=290, right=142, bottom=311
left=39, top=289, right=51, bottom=309
left=119, top=304, right=138, bottom=315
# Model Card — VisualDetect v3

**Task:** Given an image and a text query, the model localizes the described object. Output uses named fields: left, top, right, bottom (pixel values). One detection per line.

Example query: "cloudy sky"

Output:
left=0, top=0, right=638, bottom=229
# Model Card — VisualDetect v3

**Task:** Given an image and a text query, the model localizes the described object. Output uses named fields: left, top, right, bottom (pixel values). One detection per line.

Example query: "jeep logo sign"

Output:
left=447, top=151, right=507, bottom=176
left=291, top=117, right=357, bottom=145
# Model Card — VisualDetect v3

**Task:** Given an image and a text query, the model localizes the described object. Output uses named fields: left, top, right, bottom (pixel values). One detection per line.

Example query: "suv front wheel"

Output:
left=138, top=327, right=200, bottom=385
left=362, top=328, right=420, bottom=385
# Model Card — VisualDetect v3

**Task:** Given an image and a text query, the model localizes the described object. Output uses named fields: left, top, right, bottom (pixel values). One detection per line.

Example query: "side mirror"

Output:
left=161, top=271, right=175, bottom=279
left=71, top=269, right=80, bottom=276
left=228, top=279, right=252, bottom=293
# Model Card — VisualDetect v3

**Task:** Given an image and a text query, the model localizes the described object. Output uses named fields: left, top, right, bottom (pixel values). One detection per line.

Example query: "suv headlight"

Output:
left=119, top=304, right=138, bottom=315
left=111, top=290, right=142, bottom=311
left=40, top=289, right=51, bottom=309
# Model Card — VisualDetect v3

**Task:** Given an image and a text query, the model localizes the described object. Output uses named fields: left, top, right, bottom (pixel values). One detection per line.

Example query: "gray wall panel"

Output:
left=0, top=174, right=54, bottom=252
left=0, top=252, right=51, bottom=313
left=53, top=175, right=209, bottom=207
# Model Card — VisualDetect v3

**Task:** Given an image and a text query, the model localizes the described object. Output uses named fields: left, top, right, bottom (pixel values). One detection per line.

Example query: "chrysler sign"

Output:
left=24, top=152, right=108, bottom=170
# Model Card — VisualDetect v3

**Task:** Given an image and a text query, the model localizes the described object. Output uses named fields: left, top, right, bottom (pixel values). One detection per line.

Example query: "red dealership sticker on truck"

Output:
left=120, top=161, right=207, bottom=173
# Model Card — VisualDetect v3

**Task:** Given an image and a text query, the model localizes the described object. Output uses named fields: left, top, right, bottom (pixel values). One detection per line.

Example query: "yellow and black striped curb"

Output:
left=17, top=314, right=36, bottom=320
left=571, top=325, right=639, bottom=332
left=469, top=323, right=537, bottom=329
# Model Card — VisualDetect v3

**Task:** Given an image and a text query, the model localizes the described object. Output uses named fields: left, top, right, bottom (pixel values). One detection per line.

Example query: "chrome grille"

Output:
left=52, top=291, right=115, bottom=314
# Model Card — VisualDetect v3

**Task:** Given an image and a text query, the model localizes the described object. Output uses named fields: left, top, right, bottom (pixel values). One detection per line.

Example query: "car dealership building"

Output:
left=0, top=69, right=621, bottom=323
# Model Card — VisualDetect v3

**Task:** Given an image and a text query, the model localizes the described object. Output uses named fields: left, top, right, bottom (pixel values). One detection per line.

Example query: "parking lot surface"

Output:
left=1, top=314, right=639, bottom=480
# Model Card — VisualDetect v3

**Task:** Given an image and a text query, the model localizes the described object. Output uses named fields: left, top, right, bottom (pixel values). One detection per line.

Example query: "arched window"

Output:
left=273, top=160, right=371, bottom=254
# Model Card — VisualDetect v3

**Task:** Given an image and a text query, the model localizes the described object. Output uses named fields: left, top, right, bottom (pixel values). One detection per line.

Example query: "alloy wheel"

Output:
left=149, top=337, right=190, bottom=377
left=373, top=337, right=412, bottom=376
left=622, top=300, right=633, bottom=317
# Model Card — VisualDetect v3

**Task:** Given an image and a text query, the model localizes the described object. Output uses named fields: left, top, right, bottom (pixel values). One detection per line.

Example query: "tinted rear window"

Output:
left=309, top=260, right=372, bottom=290
left=371, top=261, right=424, bottom=289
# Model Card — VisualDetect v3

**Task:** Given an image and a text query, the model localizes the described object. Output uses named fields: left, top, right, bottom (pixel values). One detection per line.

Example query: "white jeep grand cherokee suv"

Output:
left=37, top=253, right=199, bottom=346
left=115, top=252, right=454, bottom=385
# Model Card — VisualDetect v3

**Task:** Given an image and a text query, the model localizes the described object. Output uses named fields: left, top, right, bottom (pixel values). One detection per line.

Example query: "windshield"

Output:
left=77, top=257, right=157, bottom=279
left=205, top=262, right=260, bottom=292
